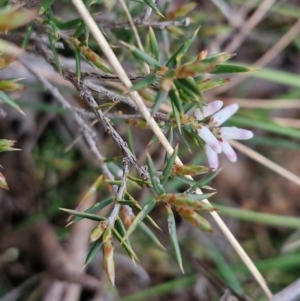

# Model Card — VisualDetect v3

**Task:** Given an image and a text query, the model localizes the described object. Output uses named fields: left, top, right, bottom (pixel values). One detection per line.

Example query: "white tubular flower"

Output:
left=194, top=100, right=253, bottom=169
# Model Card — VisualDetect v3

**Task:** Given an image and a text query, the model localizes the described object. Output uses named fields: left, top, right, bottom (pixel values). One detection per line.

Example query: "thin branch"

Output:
left=18, top=56, right=117, bottom=190
left=118, top=0, right=150, bottom=73
left=135, top=0, right=154, bottom=23
left=108, top=157, right=130, bottom=227
left=83, top=72, right=160, bottom=89
left=99, top=18, right=190, bottom=29
left=268, top=279, right=300, bottom=301
left=87, top=82, right=138, bottom=109
left=30, top=42, right=167, bottom=184
left=20, top=53, right=141, bottom=236
left=71, top=0, right=273, bottom=297
left=76, top=83, right=150, bottom=181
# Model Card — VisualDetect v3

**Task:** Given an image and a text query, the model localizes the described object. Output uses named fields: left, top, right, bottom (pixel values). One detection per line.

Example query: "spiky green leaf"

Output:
left=210, top=64, right=255, bottom=74
left=121, top=41, right=161, bottom=68
left=161, top=145, right=178, bottom=185
left=178, top=207, right=213, bottom=232
left=196, top=78, right=230, bottom=91
left=167, top=2, right=197, bottom=19
left=146, top=153, right=165, bottom=196
left=187, top=170, right=220, bottom=193
left=169, top=87, right=183, bottom=115
left=161, top=193, right=215, bottom=211
left=170, top=98, right=182, bottom=132
left=0, top=79, right=25, bottom=92
left=0, top=139, right=19, bottom=152
left=138, top=222, right=165, bottom=250
left=142, top=0, right=165, bottom=19
left=152, top=89, right=168, bottom=115
left=171, top=164, right=211, bottom=176
left=0, top=6, right=37, bottom=32
left=148, top=26, right=159, bottom=62
left=166, top=205, right=184, bottom=273
left=121, top=198, right=156, bottom=242
left=125, top=192, right=161, bottom=230
left=0, top=91, right=25, bottom=115
left=112, top=228, right=139, bottom=261
left=130, top=74, right=158, bottom=91
left=60, top=208, right=106, bottom=222
left=201, top=52, right=234, bottom=64
left=48, top=33, right=62, bottom=75
left=0, top=172, right=8, bottom=190
left=166, top=26, right=200, bottom=68
left=175, top=127, right=191, bottom=153
left=85, top=238, right=103, bottom=266
left=22, top=21, right=35, bottom=49
left=40, top=0, right=55, bottom=14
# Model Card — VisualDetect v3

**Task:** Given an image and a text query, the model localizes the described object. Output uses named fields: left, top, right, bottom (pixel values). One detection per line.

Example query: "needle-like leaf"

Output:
left=121, top=198, right=156, bottom=243
left=148, top=26, right=159, bottom=63
left=166, top=205, right=184, bottom=273
left=166, top=26, right=201, bottom=68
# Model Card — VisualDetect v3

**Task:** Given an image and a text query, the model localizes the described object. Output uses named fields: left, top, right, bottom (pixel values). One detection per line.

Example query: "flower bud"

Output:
left=89, top=221, right=108, bottom=243
left=102, top=228, right=115, bottom=285
left=120, top=206, right=134, bottom=229
left=177, top=206, right=213, bottom=233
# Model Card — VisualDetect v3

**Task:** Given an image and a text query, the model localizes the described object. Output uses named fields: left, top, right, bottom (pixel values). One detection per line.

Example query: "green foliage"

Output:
left=2, top=0, right=299, bottom=298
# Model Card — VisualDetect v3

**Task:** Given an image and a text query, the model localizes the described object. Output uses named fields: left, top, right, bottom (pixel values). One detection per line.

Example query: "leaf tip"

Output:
left=179, top=264, right=185, bottom=274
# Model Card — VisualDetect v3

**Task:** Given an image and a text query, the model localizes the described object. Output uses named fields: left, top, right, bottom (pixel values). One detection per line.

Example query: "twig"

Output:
left=33, top=41, right=161, bottom=198
left=76, top=83, right=150, bottom=182
left=108, top=157, right=130, bottom=227
left=84, top=72, right=161, bottom=89
left=99, top=18, right=190, bottom=29
left=135, top=0, right=154, bottom=23
left=268, top=279, right=300, bottom=301
left=87, top=82, right=138, bottom=109
left=220, top=289, right=239, bottom=301
left=18, top=57, right=117, bottom=190
left=118, top=0, right=150, bottom=73
left=20, top=51, right=148, bottom=257
left=71, top=0, right=273, bottom=297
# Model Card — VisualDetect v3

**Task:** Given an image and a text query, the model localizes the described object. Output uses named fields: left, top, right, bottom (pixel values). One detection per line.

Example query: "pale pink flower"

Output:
left=194, top=100, right=253, bottom=169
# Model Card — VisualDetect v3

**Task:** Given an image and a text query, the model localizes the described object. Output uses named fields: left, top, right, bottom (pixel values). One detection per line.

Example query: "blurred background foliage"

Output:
left=0, top=0, right=300, bottom=301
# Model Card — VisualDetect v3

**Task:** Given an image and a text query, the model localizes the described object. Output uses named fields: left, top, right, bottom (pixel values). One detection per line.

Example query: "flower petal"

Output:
left=197, top=125, right=221, bottom=153
left=193, top=100, right=223, bottom=120
left=205, top=144, right=219, bottom=170
left=203, top=100, right=223, bottom=117
left=210, top=104, right=239, bottom=126
left=220, top=127, right=254, bottom=140
left=193, top=108, right=204, bottom=120
left=220, top=141, right=237, bottom=162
